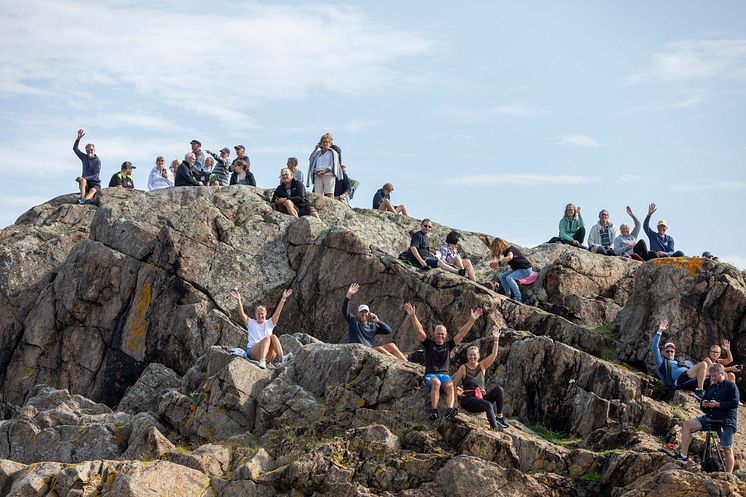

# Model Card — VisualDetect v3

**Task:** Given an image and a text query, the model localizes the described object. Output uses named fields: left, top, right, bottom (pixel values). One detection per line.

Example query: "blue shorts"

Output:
left=424, top=373, right=452, bottom=387
left=695, top=416, right=735, bottom=448
left=412, top=257, right=438, bottom=269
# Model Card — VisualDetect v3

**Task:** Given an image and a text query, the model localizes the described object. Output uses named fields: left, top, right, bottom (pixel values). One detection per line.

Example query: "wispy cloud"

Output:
left=627, top=38, right=746, bottom=84
left=557, top=133, right=603, bottom=148
left=434, top=103, right=546, bottom=121
left=614, top=174, right=647, bottom=185
left=451, top=173, right=596, bottom=187
left=619, top=90, right=710, bottom=114
left=669, top=179, right=746, bottom=193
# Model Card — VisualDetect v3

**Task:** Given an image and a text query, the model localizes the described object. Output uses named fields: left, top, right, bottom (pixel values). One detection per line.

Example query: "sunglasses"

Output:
left=422, top=224, right=433, bottom=228
left=664, top=349, right=675, bottom=353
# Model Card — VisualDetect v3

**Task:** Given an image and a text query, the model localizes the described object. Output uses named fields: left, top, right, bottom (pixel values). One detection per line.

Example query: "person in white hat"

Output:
left=643, top=203, right=685, bottom=258
left=342, top=283, right=406, bottom=360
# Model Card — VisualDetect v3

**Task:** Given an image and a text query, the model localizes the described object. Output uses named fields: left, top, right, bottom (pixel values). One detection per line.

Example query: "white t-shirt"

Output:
left=246, top=318, right=274, bottom=350
left=314, top=149, right=334, bottom=172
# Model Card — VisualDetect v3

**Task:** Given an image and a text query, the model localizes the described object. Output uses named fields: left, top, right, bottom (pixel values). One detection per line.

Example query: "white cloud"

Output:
left=619, top=91, right=710, bottom=114
left=614, top=174, right=647, bottom=185
left=557, top=133, right=603, bottom=148
left=627, top=38, right=746, bottom=84
left=669, top=179, right=746, bottom=193
left=450, top=173, right=595, bottom=187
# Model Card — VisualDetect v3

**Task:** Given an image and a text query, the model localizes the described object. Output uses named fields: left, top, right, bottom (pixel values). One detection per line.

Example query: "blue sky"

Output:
left=1, top=1, right=745, bottom=267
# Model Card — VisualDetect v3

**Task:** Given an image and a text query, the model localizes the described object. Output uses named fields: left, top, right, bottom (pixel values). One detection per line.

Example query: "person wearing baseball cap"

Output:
left=230, top=145, right=252, bottom=184
left=108, top=161, right=136, bottom=189
left=205, top=147, right=232, bottom=186
left=643, top=203, right=685, bottom=258
left=342, top=282, right=406, bottom=360
left=190, top=139, right=205, bottom=165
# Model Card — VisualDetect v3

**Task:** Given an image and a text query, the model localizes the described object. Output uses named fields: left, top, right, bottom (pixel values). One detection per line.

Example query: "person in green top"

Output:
left=108, top=161, right=135, bottom=189
left=548, top=203, right=585, bottom=248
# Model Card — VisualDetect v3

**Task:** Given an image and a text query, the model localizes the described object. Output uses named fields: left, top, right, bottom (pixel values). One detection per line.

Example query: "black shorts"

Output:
left=85, top=181, right=101, bottom=194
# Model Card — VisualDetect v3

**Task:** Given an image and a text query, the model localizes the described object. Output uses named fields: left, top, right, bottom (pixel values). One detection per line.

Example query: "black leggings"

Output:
left=633, top=239, right=685, bottom=260
left=459, top=385, right=504, bottom=429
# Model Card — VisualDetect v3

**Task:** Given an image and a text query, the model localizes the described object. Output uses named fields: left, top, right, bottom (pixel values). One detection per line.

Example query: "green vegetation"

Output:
left=174, top=445, right=193, bottom=455
left=530, top=425, right=580, bottom=448
left=598, top=448, right=621, bottom=458
left=578, top=471, right=602, bottom=484
left=600, top=346, right=617, bottom=362
left=671, top=405, right=689, bottom=422
left=589, top=323, right=621, bottom=340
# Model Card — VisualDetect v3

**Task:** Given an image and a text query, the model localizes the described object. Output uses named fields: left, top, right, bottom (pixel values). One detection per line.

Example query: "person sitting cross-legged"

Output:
left=373, top=183, right=408, bottom=216
left=651, top=319, right=709, bottom=398
left=404, top=302, right=483, bottom=421
left=642, top=203, right=685, bottom=258
left=548, top=203, right=585, bottom=248
left=588, top=209, right=617, bottom=256
left=229, top=288, right=291, bottom=369
left=342, top=283, right=406, bottom=360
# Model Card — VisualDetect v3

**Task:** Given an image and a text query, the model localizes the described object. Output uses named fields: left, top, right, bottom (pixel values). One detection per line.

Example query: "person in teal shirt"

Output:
left=548, top=203, right=585, bottom=248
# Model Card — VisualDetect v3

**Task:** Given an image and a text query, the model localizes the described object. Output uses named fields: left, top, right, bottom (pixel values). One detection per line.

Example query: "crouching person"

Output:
left=229, top=288, right=292, bottom=369
left=343, top=283, right=406, bottom=360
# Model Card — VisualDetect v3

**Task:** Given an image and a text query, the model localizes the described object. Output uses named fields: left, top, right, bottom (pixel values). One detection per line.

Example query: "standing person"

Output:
left=109, top=161, right=136, bottom=188
left=673, top=363, right=739, bottom=473
left=174, top=153, right=204, bottom=187
left=229, top=289, right=292, bottom=369
left=306, top=132, right=342, bottom=198
left=401, top=219, right=469, bottom=277
left=334, top=164, right=352, bottom=204
left=205, top=148, right=231, bottom=186
left=489, top=238, right=532, bottom=304
left=453, top=328, right=508, bottom=430
left=287, top=157, right=303, bottom=183
left=651, top=319, right=708, bottom=398
left=404, top=302, right=483, bottom=420
left=72, top=129, right=101, bottom=204
left=703, top=340, right=741, bottom=383
left=342, top=283, right=406, bottom=360
left=147, top=156, right=174, bottom=191
left=612, top=206, right=643, bottom=259
left=271, top=168, right=319, bottom=219
left=643, top=203, right=685, bottom=258
left=588, top=209, right=618, bottom=256
left=373, top=183, right=408, bottom=216
left=189, top=139, right=205, bottom=164
left=439, top=231, right=476, bottom=281
left=548, top=203, right=585, bottom=247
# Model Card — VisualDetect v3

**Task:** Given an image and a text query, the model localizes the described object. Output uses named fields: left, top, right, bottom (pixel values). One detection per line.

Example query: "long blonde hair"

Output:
left=490, top=238, right=508, bottom=258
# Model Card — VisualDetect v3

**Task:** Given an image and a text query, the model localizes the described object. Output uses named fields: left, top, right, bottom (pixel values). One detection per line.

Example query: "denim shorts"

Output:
left=424, top=373, right=452, bottom=387
left=696, top=416, right=735, bottom=448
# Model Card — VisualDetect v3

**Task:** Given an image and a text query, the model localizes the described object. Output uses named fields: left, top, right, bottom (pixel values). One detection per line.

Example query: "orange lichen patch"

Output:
left=651, top=256, right=704, bottom=276
left=123, top=282, right=152, bottom=361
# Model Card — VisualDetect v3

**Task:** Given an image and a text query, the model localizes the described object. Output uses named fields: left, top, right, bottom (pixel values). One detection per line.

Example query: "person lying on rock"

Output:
left=612, top=206, right=644, bottom=260
left=643, top=203, right=685, bottom=258
left=439, top=231, right=476, bottom=281
left=401, top=219, right=469, bottom=277
left=548, top=203, right=585, bottom=248
left=272, top=168, right=320, bottom=219
left=673, top=363, right=739, bottom=473
left=489, top=238, right=532, bottom=304
left=229, top=288, right=292, bottom=369
left=453, top=328, right=509, bottom=431
left=373, top=183, right=408, bottom=216
left=703, top=340, right=741, bottom=383
left=652, top=319, right=708, bottom=398
left=72, top=129, right=101, bottom=204
left=587, top=209, right=617, bottom=256
left=343, top=283, right=406, bottom=360
left=404, top=302, right=483, bottom=421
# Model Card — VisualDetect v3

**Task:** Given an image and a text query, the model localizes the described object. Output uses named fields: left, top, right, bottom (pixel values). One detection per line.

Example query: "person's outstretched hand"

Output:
left=77, top=129, right=85, bottom=139
left=658, top=319, right=669, bottom=332
left=282, top=288, right=293, bottom=299
left=470, top=308, right=484, bottom=321
left=626, top=205, right=634, bottom=217
left=347, top=283, right=359, bottom=297
left=403, top=303, right=416, bottom=316
left=648, top=203, right=657, bottom=216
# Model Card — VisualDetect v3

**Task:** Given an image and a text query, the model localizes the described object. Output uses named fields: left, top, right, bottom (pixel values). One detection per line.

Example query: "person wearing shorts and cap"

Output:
left=108, top=161, right=136, bottom=188
left=651, top=319, right=709, bottom=398
left=342, top=283, right=406, bottom=360
left=643, top=203, right=685, bottom=258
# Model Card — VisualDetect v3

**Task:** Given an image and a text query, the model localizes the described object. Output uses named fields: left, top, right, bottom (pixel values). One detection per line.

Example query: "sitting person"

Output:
left=334, top=164, right=352, bottom=204
left=704, top=340, right=741, bottom=383
left=232, top=160, right=256, bottom=186
left=72, top=129, right=101, bottom=204
left=342, top=283, right=406, bottom=359
left=652, top=319, right=708, bottom=398
left=373, top=183, right=408, bottom=215
left=489, top=238, right=532, bottom=304
left=404, top=302, right=483, bottom=420
left=453, top=328, right=508, bottom=430
left=147, top=156, right=173, bottom=191
left=588, top=209, right=618, bottom=256
left=228, top=288, right=292, bottom=368
left=642, top=203, right=685, bottom=258
left=400, top=219, right=469, bottom=277
left=548, top=203, right=585, bottom=248
left=612, top=206, right=644, bottom=259
left=175, top=153, right=205, bottom=187
left=674, top=363, right=739, bottom=473
left=109, top=161, right=136, bottom=188
left=271, top=168, right=319, bottom=219
left=439, top=231, right=476, bottom=281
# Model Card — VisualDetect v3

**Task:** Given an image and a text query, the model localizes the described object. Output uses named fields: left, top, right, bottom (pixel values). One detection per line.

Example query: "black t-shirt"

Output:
left=409, top=231, right=430, bottom=260
left=506, top=246, right=531, bottom=270
left=423, top=337, right=456, bottom=374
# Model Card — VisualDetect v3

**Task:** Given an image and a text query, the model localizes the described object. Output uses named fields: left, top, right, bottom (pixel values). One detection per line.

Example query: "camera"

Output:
left=736, top=364, right=744, bottom=371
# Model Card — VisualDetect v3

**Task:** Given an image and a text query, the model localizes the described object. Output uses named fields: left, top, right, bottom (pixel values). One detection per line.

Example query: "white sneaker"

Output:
left=257, top=359, right=267, bottom=369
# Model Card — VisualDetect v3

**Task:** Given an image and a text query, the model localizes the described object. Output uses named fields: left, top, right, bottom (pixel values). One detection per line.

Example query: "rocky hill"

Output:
left=1, top=185, right=745, bottom=496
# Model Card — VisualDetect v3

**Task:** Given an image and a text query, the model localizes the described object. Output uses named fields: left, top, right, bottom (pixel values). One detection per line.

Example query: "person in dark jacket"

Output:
left=109, top=161, right=136, bottom=188
left=174, top=153, right=204, bottom=187
left=72, top=129, right=101, bottom=204
left=342, top=282, right=406, bottom=359
left=334, top=164, right=352, bottom=204
left=489, top=237, right=532, bottom=304
left=643, top=203, right=685, bottom=258
left=372, top=183, right=408, bottom=215
left=271, top=168, right=319, bottom=219
left=675, top=363, right=739, bottom=472
left=231, top=160, right=256, bottom=186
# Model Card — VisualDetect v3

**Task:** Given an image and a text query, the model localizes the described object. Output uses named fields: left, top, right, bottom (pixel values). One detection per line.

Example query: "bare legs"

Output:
left=249, top=335, right=284, bottom=362
left=428, top=377, right=455, bottom=409
left=685, top=361, right=708, bottom=390
left=449, top=255, right=476, bottom=281
left=373, top=342, right=407, bottom=360
left=378, top=199, right=408, bottom=216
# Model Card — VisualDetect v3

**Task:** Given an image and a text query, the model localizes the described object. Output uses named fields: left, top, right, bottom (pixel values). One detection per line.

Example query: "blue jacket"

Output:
left=652, top=332, right=689, bottom=386
left=643, top=214, right=677, bottom=256
left=73, top=138, right=101, bottom=184
left=342, top=297, right=391, bottom=348
left=702, top=380, right=739, bottom=428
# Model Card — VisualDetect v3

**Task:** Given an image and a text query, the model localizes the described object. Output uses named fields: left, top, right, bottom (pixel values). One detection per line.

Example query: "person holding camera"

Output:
left=704, top=340, right=742, bottom=383
left=342, top=283, right=406, bottom=360
left=674, top=363, right=739, bottom=473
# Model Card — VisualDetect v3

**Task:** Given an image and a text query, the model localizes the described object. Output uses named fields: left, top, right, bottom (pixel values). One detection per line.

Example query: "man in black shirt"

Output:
left=108, top=161, right=136, bottom=188
left=272, top=168, right=319, bottom=219
left=403, top=219, right=468, bottom=277
left=404, top=302, right=483, bottom=420
left=174, top=153, right=205, bottom=187
left=341, top=283, right=406, bottom=360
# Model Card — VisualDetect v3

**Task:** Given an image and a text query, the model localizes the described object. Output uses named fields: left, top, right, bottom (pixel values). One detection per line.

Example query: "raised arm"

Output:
left=651, top=319, right=667, bottom=367
left=73, top=129, right=85, bottom=159
left=643, top=203, right=656, bottom=238
left=343, top=283, right=358, bottom=319
left=719, top=339, right=734, bottom=366
left=229, top=289, right=249, bottom=327
left=270, top=288, right=293, bottom=325
left=479, top=328, right=501, bottom=370
left=454, top=308, right=483, bottom=345
left=404, top=303, right=426, bottom=342
left=627, top=206, right=641, bottom=239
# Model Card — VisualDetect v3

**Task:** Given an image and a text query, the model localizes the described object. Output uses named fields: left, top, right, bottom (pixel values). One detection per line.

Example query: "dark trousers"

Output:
left=459, top=385, right=504, bottom=429
left=548, top=227, right=586, bottom=247
left=591, top=245, right=615, bottom=256
left=633, top=239, right=685, bottom=260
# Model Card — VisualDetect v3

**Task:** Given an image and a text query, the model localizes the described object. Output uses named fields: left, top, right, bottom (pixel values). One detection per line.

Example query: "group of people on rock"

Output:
left=548, top=203, right=688, bottom=260
left=652, top=320, right=741, bottom=473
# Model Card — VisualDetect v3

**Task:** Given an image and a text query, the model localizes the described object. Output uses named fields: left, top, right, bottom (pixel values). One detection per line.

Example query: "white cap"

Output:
left=357, top=304, right=370, bottom=313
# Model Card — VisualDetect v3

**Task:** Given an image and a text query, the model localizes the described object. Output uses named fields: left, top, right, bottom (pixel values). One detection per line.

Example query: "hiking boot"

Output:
left=444, top=407, right=458, bottom=420
left=458, top=268, right=467, bottom=277
left=694, top=389, right=705, bottom=401
left=673, top=453, right=688, bottom=462
left=77, top=198, right=87, bottom=204
left=496, top=417, right=509, bottom=429
left=429, top=409, right=439, bottom=421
